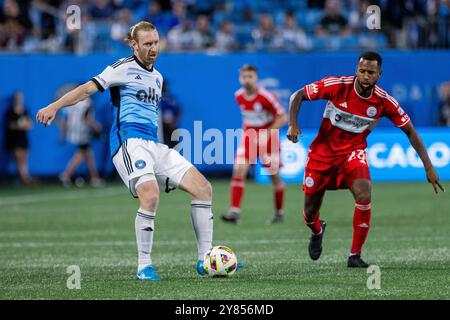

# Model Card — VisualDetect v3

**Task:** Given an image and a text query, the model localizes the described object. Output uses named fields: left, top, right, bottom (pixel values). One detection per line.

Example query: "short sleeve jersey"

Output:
left=302, top=75, right=410, bottom=161
left=91, top=55, right=163, bottom=157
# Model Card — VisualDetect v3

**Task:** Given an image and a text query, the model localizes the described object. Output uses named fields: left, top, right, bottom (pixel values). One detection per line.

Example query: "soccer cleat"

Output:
left=236, top=261, right=244, bottom=271
left=59, top=174, right=72, bottom=188
left=308, top=220, right=326, bottom=261
left=269, top=212, right=284, bottom=224
left=90, top=178, right=105, bottom=188
left=221, top=211, right=240, bottom=224
left=196, top=260, right=208, bottom=276
left=136, top=265, right=161, bottom=281
left=347, top=255, right=370, bottom=268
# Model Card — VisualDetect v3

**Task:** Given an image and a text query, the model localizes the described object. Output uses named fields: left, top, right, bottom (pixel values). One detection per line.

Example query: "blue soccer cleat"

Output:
left=136, top=265, right=161, bottom=281
left=197, top=260, right=208, bottom=276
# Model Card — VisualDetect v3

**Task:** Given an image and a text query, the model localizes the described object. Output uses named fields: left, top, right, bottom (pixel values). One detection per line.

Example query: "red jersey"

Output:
left=303, top=76, right=410, bottom=161
left=235, top=87, right=285, bottom=130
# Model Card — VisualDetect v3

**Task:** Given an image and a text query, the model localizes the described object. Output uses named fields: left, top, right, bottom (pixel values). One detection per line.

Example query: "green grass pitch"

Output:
left=0, top=180, right=448, bottom=299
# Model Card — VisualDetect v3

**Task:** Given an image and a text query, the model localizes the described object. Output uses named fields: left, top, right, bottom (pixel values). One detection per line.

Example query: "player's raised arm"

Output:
left=286, top=88, right=305, bottom=143
left=36, top=80, right=99, bottom=126
left=401, top=122, right=445, bottom=194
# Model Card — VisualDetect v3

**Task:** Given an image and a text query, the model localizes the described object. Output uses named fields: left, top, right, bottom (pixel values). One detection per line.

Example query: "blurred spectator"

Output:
left=252, top=14, right=278, bottom=50
left=32, top=0, right=62, bottom=40
left=57, top=86, right=104, bottom=188
left=349, top=0, right=371, bottom=34
left=111, top=8, right=132, bottom=42
left=316, top=0, right=350, bottom=36
left=196, top=14, right=215, bottom=48
left=89, top=0, right=114, bottom=20
left=439, top=81, right=450, bottom=126
left=167, top=19, right=202, bottom=51
left=160, top=81, right=181, bottom=148
left=275, top=11, right=309, bottom=51
left=172, top=0, right=187, bottom=24
left=145, top=1, right=177, bottom=37
left=1, top=0, right=450, bottom=52
left=215, top=20, right=238, bottom=51
left=0, top=0, right=30, bottom=50
left=3, top=91, right=36, bottom=186
left=308, top=0, right=326, bottom=8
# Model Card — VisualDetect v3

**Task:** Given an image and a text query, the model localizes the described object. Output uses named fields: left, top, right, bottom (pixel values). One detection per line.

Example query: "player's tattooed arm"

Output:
left=401, top=122, right=445, bottom=194
left=287, top=88, right=305, bottom=143
left=36, top=81, right=99, bottom=126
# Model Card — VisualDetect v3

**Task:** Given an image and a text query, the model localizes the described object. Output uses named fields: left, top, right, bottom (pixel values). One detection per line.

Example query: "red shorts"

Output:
left=302, top=149, right=371, bottom=196
left=236, top=129, right=282, bottom=171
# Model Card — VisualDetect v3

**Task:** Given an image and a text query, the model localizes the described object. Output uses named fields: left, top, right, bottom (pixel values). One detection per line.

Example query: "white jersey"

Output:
left=91, top=55, right=163, bottom=157
left=64, top=98, right=92, bottom=145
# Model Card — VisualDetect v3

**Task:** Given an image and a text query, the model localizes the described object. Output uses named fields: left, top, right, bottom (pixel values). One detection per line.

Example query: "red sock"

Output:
left=274, top=182, right=285, bottom=213
left=351, top=201, right=371, bottom=255
left=230, top=177, right=245, bottom=212
left=304, top=210, right=322, bottom=234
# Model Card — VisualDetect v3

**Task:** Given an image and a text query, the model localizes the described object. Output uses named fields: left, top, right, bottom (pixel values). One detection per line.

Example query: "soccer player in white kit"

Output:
left=36, top=22, right=214, bottom=280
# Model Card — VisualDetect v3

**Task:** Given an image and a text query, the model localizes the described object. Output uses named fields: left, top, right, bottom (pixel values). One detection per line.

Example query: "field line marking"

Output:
left=0, top=187, right=125, bottom=206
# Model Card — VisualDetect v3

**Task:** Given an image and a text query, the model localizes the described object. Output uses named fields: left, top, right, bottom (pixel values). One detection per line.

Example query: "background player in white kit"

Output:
left=36, top=22, right=215, bottom=281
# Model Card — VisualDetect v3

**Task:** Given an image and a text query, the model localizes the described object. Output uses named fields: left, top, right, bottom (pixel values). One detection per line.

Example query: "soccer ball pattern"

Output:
left=203, top=245, right=238, bottom=277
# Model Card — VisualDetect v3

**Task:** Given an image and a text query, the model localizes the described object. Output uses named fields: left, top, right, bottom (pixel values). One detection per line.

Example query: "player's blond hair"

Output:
left=124, top=21, right=156, bottom=43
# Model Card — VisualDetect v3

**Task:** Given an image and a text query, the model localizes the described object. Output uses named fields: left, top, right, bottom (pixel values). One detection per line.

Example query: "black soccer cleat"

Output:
left=347, top=255, right=370, bottom=268
left=221, top=211, right=240, bottom=224
left=269, top=212, right=284, bottom=224
left=308, top=220, right=326, bottom=261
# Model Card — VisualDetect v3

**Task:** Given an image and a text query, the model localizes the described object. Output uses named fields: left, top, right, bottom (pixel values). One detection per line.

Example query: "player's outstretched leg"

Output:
left=179, top=167, right=214, bottom=276
left=303, top=193, right=326, bottom=260
left=348, top=179, right=372, bottom=268
left=269, top=173, right=285, bottom=224
left=135, top=179, right=161, bottom=280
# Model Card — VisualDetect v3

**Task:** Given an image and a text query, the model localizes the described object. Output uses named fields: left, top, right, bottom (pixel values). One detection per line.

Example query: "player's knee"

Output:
left=304, top=203, right=319, bottom=218
left=354, top=187, right=371, bottom=203
left=140, top=193, right=159, bottom=211
left=351, top=180, right=371, bottom=203
left=232, top=168, right=247, bottom=180
left=197, top=180, right=212, bottom=201
left=136, top=182, right=159, bottom=211
left=355, top=192, right=371, bottom=203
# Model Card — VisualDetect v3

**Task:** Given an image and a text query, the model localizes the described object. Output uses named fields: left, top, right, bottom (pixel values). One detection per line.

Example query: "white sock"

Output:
left=135, top=208, right=155, bottom=271
left=191, top=200, right=213, bottom=260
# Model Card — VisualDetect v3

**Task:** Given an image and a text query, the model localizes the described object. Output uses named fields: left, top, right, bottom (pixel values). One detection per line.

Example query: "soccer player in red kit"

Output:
left=287, top=51, right=445, bottom=267
left=222, top=65, right=288, bottom=224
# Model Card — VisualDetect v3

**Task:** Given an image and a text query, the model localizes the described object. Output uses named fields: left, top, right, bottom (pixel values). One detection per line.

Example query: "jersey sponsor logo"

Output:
left=305, top=176, right=314, bottom=188
left=136, top=87, right=161, bottom=105
left=324, top=101, right=376, bottom=133
left=241, top=110, right=274, bottom=127
left=135, top=160, right=146, bottom=169
left=366, top=106, right=378, bottom=117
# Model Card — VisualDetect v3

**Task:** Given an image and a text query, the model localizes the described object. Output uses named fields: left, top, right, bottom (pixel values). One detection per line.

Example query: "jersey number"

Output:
left=348, top=149, right=367, bottom=165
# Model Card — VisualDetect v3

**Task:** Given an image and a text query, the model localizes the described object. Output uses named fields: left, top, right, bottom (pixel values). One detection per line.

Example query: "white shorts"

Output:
left=112, top=138, right=193, bottom=198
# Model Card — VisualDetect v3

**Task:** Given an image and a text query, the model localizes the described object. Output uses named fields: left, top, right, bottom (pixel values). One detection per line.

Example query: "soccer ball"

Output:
left=203, top=245, right=238, bottom=277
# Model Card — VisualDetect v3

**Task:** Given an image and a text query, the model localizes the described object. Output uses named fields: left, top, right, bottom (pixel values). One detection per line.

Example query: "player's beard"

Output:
left=357, top=79, right=374, bottom=94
